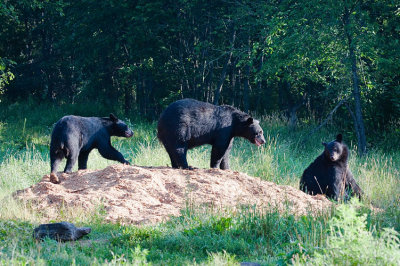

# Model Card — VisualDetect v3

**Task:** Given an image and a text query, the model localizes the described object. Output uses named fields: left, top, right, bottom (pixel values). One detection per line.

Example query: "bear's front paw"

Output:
left=123, top=160, right=130, bottom=165
left=49, top=173, right=60, bottom=184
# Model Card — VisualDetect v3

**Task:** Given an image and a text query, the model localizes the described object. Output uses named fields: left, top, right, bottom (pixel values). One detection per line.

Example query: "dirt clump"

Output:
left=14, top=164, right=332, bottom=225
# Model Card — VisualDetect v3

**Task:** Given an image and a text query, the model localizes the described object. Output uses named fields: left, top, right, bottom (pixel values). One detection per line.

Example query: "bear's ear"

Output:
left=109, top=113, right=118, bottom=123
left=336, top=134, right=343, bottom=143
left=322, top=142, right=327, bottom=147
left=246, top=117, right=254, bottom=125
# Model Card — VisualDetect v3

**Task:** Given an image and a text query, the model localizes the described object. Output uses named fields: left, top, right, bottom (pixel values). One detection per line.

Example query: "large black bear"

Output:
left=49, top=114, right=133, bottom=184
left=157, top=98, right=266, bottom=169
left=300, top=134, right=363, bottom=201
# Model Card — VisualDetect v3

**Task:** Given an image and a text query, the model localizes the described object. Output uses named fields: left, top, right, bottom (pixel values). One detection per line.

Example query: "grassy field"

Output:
left=0, top=102, right=399, bottom=265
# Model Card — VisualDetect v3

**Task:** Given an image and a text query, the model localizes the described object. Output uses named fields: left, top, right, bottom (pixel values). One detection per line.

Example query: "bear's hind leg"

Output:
left=210, top=140, right=232, bottom=169
left=173, top=143, right=189, bottom=169
left=160, top=141, right=178, bottom=168
left=166, top=149, right=179, bottom=168
left=78, top=151, right=90, bottom=170
left=219, top=139, right=233, bottom=170
left=163, top=140, right=189, bottom=169
left=50, top=152, right=63, bottom=174
left=50, top=151, right=63, bottom=184
left=64, top=149, right=79, bottom=173
left=220, top=157, right=230, bottom=170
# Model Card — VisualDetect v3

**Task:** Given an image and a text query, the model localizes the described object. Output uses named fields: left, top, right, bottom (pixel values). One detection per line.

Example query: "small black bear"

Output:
left=300, top=134, right=363, bottom=201
left=157, top=98, right=266, bottom=169
left=50, top=114, right=133, bottom=184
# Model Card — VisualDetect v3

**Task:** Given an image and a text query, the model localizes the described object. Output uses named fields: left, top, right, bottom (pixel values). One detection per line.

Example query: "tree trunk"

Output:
left=146, top=71, right=156, bottom=119
left=256, top=55, right=264, bottom=112
left=40, top=13, right=54, bottom=101
left=124, top=85, right=132, bottom=116
left=343, top=6, right=367, bottom=156
left=205, top=66, right=213, bottom=102
left=243, top=37, right=251, bottom=113
left=243, top=65, right=250, bottom=113
left=230, top=63, right=236, bottom=106
left=349, top=46, right=367, bottom=155
left=136, top=68, right=145, bottom=115
left=213, top=28, right=236, bottom=105
left=234, top=69, right=241, bottom=107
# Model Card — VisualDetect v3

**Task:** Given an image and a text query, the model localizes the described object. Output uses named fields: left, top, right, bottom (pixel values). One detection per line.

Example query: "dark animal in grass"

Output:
left=157, top=98, right=266, bottom=169
left=300, top=134, right=363, bottom=201
left=50, top=114, right=133, bottom=184
left=33, top=222, right=91, bottom=241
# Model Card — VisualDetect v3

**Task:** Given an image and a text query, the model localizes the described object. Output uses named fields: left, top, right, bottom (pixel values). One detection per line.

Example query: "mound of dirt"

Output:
left=14, top=165, right=332, bottom=224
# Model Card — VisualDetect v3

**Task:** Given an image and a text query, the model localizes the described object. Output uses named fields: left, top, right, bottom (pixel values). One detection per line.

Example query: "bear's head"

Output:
left=109, top=114, right=134, bottom=138
left=323, top=134, right=347, bottom=162
left=241, top=117, right=266, bottom=147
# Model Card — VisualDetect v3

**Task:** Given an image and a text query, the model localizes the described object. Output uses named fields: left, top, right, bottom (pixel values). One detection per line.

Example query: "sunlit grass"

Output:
left=0, top=107, right=399, bottom=264
left=1, top=114, right=399, bottom=208
left=0, top=147, right=48, bottom=198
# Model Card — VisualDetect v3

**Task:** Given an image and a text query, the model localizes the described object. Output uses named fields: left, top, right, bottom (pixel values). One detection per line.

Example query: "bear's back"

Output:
left=157, top=98, right=239, bottom=147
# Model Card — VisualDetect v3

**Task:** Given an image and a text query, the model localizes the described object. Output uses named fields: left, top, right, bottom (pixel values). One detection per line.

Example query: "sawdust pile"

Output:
left=14, top=165, right=332, bottom=224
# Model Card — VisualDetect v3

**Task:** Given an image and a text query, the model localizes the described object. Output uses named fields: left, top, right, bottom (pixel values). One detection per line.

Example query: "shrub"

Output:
left=293, top=199, right=400, bottom=265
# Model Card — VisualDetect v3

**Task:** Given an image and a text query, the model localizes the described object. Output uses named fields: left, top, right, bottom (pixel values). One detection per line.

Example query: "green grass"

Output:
left=0, top=206, right=331, bottom=264
left=293, top=199, right=400, bottom=265
left=0, top=102, right=399, bottom=264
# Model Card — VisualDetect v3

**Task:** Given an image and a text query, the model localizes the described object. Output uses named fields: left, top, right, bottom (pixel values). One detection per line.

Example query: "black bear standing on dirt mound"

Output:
left=157, top=98, right=266, bottom=169
left=49, top=114, right=133, bottom=184
left=300, top=134, right=363, bottom=201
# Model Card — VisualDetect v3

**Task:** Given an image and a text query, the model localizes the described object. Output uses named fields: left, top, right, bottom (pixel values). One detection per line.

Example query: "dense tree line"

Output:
left=0, top=0, right=399, bottom=154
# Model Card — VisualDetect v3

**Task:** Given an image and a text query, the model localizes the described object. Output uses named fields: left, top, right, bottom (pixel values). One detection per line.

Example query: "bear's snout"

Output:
left=329, top=153, right=339, bottom=161
left=254, top=136, right=265, bottom=147
left=125, top=130, right=134, bottom=138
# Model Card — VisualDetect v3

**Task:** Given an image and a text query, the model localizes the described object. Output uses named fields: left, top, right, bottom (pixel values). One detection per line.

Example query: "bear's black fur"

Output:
left=157, top=98, right=266, bottom=169
left=300, top=134, right=363, bottom=201
left=49, top=114, right=133, bottom=183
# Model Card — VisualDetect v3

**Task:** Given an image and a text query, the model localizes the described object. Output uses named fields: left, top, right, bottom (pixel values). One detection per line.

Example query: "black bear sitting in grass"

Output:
left=49, top=114, right=133, bottom=184
left=300, top=134, right=363, bottom=201
left=157, top=98, right=266, bottom=169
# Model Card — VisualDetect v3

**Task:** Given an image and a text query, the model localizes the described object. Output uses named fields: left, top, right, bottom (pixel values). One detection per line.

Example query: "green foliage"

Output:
left=293, top=200, right=400, bottom=265
left=0, top=58, right=15, bottom=97
left=0, top=0, right=399, bottom=137
left=200, top=251, right=238, bottom=266
left=0, top=104, right=398, bottom=264
left=107, top=246, right=149, bottom=265
left=0, top=208, right=327, bottom=265
left=4, top=2, right=400, bottom=249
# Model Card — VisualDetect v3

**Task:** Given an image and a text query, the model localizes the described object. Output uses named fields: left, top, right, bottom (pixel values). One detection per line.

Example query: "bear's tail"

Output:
left=59, top=142, right=70, bottom=157
left=51, top=142, right=69, bottom=159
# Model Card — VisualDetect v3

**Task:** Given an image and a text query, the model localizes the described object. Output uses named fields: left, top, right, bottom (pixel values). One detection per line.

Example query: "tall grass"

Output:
left=293, top=199, right=400, bottom=265
left=0, top=102, right=399, bottom=264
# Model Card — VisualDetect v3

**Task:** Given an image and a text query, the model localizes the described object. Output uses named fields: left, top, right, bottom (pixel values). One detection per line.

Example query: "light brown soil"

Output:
left=14, top=164, right=332, bottom=225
